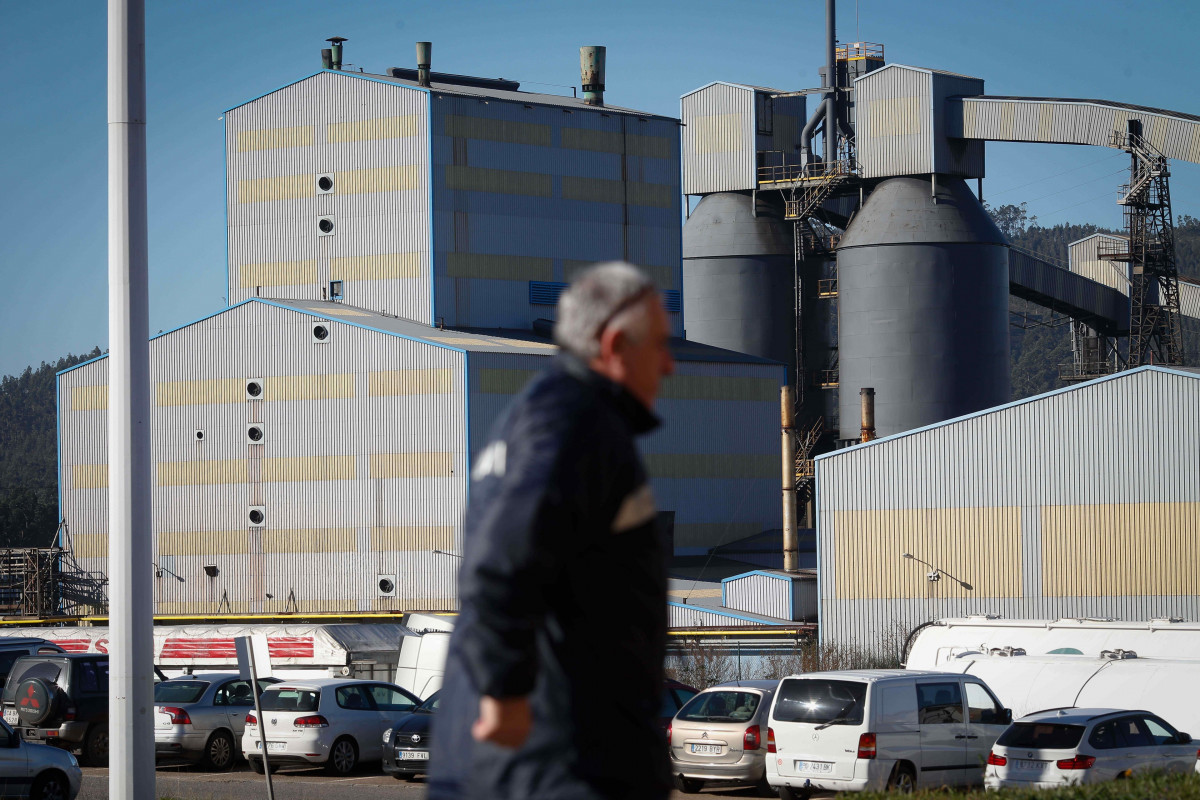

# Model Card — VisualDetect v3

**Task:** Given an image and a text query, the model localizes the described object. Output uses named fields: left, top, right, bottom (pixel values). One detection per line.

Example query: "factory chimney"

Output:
left=859, top=387, right=876, bottom=443
left=326, top=36, right=347, bottom=70
left=321, top=49, right=333, bottom=70
left=416, top=42, right=432, bottom=87
left=580, top=46, right=606, bottom=106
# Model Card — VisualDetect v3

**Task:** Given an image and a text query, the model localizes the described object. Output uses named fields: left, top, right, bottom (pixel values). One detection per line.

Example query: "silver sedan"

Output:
left=155, top=674, right=280, bottom=770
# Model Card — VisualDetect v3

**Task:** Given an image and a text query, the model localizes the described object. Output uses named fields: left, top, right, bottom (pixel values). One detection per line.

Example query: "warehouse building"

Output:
left=815, top=366, right=1200, bottom=656
left=57, top=62, right=786, bottom=615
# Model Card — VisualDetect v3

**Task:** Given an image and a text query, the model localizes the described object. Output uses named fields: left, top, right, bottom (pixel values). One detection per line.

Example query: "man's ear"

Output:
left=597, top=324, right=626, bottom=362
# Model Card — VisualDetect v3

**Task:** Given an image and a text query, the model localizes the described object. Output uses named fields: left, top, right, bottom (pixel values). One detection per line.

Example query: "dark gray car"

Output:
left=154, top=673, right=279, bottom=770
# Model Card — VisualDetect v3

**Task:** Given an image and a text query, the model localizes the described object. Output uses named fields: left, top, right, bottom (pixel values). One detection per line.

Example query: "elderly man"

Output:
left=428, top=263, right=674, bottom=800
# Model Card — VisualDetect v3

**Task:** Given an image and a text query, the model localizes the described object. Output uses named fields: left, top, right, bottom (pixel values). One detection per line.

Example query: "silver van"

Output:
left=765, top=669, right=1011, bottom=797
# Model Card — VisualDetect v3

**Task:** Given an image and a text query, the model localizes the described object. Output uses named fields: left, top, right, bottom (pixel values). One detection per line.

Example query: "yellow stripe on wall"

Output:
left=644, top=453, right=777, bottom=480
left=74, top=534, right=107, bottom=559
left=263, top=528, right=357, bottom=554
left=156, top=378, right=244, bottom=407
left=832, top=508, right=1021, bottom=600
left=337, top=165, right=420, bottom=195
left=694, top=114, right=744, bottom=154
left=331, top=253, right=423, bottom=281
left=478, top=369, right=538, bottom=395
left=158, top=531, right=249, bottom=556
left=240, top=260, right=319, bottom=288
left=237, top=125, right=314, bottom=152
left=264, top=456, right=356, bottom=483
left=561, top=128, right=674, bottom=159
left=445, top=115, right=551, bottom=146
left=371, top=526, right=456, bottom=551
left=1042, top=503, right=1200, bottom=597
left=867, top=96, right=923, bottom=137
left=327, top=115, right=420, bottom=143
left=564, top=260, right=677, bottom=290
left=659, top=375, right=779, bottom=402
left=373, top=597, right=456, bottom=612
left=674, top=523, right=763, bottom=549
left=369, top=369, right=453, bottom=397
left=73, top=465, right=109, bottom=490
left=157, top=460, right=248, bottom=486
left=562, top=176, right=625, bottom=205
left=445, top=253, right=553, bottom=282
left=237, top=174, right=312, bottom=204
left=269, top=374, right=355, bottom=401
left=628, top=182, right=675, bottom=209
left=446, top=165, right=552, bottom=197
left=370, top=452, right=454, bottom=479
left=72, top=385, right=108, bottom=411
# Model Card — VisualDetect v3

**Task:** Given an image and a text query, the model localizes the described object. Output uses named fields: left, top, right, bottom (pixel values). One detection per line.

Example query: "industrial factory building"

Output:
left=56, top=58, right=785, bottom=614
left=815, top=366, right=1200, bottom=655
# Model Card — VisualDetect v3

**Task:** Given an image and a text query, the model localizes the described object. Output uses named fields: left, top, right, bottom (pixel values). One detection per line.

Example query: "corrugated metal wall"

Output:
left=815, top=368, right=1200, bottom=656
left=466, top=353, right=786, bottom=555
left=57, top=300, right=467, bottom=614
left=227, top=73, right=432, bottom=323
left=855, top=65, right=934, bottom=179
left=954, top=97, right=1200, bottom=165
left=430, top=94, right=682, bottom=333
left=724, top=572, right=819, bottom=622
left=681, top=83, right=756, bottom=195
left=1068, top=234, right=1131, bottom=293
left=931, top=73, right=985, bottom=178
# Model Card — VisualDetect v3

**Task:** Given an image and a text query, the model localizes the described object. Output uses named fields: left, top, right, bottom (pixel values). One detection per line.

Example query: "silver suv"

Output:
left=668, top=680, right=779, bottom=795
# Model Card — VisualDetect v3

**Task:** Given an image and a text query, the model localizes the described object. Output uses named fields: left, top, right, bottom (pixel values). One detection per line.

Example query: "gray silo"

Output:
left=682, top=192, right=796, bottom=378
left=836, top=176, right=1010, bottom=437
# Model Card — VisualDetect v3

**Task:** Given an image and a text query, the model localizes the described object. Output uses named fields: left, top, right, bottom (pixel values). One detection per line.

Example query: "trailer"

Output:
left=0, top=623, right=413, bottom=683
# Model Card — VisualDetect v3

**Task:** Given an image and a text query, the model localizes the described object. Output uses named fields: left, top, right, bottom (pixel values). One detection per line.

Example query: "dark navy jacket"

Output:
left=428, top=354, right=670, bottom=800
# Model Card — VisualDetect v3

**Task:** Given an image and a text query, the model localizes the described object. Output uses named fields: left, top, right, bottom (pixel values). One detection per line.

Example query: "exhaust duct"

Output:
left=326, top=36, right=347, bottom=70
left=579, top=46, right=606, bottom=106
left=416, top=42, right=432, bottom=87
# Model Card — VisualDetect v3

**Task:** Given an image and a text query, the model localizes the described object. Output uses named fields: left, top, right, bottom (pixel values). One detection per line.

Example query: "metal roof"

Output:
left=680, top=80, right=789, bottom=100
left=858, top=63, right=982, bottom=82
left=977, top=96, right=1200, bottom=124
left=667, top=578, right=792, bottom=625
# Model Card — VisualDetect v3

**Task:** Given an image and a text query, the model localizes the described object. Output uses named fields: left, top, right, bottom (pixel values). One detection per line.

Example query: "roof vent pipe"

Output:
left=326, top=36, right=347, bottom=70
left=859, top=387, right=876, bottom=443
left=580, top=46, right=606, bottom=106
left=416, top=41, right=432, bottom=87
left=321, top=49, right=333, bottom=70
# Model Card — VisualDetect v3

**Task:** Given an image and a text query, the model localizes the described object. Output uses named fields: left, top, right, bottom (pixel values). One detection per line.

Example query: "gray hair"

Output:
left=554, top=262, right=657, bottom=361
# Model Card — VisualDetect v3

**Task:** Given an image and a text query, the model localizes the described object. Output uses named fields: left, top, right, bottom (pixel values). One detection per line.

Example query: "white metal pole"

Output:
left=108, top=0, right=154, bottom=798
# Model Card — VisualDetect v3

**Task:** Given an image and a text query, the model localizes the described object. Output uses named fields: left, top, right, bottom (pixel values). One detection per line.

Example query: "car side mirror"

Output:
left=1003, top=708, right=1013, bottom=724
left=1177, top=732, right=1192, bottom=745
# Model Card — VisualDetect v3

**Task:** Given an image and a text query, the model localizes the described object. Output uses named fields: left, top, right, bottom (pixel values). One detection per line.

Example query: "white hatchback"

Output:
left=241, top=678, right=419, bottom=775
left=985, top=708, right=1197, bottom=788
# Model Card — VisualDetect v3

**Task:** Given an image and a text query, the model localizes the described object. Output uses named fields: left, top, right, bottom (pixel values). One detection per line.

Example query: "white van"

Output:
left=765, top=669, right=1011, bottom=797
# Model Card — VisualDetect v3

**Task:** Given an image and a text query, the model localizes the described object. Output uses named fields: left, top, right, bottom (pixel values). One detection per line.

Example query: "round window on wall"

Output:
left=318, top=176, right=334, bottom=192
left=248, top=509, right=264, bottom=525
left=318, top=218, right=334, bottom=234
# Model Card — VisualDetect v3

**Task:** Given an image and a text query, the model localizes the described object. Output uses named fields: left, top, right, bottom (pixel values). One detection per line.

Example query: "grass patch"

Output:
left=854, top=771, right=1200, bottom=800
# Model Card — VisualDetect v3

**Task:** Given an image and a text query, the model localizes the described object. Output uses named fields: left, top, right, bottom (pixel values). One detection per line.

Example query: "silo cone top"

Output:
left=839, top=176, right=1006, bottom=249
left=683, top=192, right=793, bottom=259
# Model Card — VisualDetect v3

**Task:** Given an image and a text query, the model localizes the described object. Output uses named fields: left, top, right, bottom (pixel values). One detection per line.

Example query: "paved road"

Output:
left=77, top=764, right=802, bottom=800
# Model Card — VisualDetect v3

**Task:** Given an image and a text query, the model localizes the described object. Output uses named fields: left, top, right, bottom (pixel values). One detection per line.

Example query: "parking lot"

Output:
left=75, top=764, right=818, bottom=800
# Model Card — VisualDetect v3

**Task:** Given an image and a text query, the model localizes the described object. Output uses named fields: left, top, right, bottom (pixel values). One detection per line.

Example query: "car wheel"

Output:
left=673, top=775, right=703, bottom=793
left=30, top=771, right=69, bottom=800
left=777, top=787, right=810, bottom=800
left=324, top=737, right=358, bottom=775
left=887, top=763, right=916, bottom=793
left=202, top=730, right=236, bottom=771
left=82, top=723, right=109, bottom=768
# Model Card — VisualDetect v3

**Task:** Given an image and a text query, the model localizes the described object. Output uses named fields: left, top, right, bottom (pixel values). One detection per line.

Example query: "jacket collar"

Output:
left=557, top=353, right=661, bottom=436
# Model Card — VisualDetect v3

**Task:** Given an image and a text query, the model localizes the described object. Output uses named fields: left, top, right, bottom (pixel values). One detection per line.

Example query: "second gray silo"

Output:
left=836, top=177, right=1010, bottom=438
left=683, top=192, right=796, bottom=376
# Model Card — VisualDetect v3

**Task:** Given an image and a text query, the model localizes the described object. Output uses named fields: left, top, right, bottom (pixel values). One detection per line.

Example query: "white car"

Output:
left=985, top=707, right=1197, bottom=788
left=0, top=718, right=82, bottom=800
left=241, top=678, right=419, bottom=775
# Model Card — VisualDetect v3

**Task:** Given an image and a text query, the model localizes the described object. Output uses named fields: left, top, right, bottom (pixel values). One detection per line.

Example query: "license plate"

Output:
left=254, top=741, right=286, bottom=753
left=796, top=760, right=833, bottom=773
left=2, top=709, right=17, bottom=726
left=1015, top=759, right=1048, bottom=770
left=399, top=750, right=429, bottom=761
left=690, top=743, right=722, bottom=755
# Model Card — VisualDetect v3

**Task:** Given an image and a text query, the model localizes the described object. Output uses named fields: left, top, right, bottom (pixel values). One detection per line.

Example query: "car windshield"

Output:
left=416, top=692, right=440, bottom=713
left=260, top=688, right=320, bottom=712
left=2, top=660, right=64, bottom=701
left=997, top=722, right=1085, bottom=750
left=154, top=681, right=209, bottom=704
left=772, top=679, right=867, bottom=725
left=678, top=690, right=761, bottom=723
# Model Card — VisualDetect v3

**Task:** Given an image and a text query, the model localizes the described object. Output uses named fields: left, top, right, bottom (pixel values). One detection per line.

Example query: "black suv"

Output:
left=1, top=654, right=109, bottom=766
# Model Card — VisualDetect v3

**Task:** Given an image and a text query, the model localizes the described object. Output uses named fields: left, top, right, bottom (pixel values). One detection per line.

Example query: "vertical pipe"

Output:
left=580, top=46, right=606, bottom=106
left=108, top=0, right=154, bottom=798
left=321, top=49, right=333, bottom=70
left=859, top=387, right=876, bottom=442
left=825, top=0, right=837, bottom=164
left=416, top=41, right=432, bottom=87
left=781, top=386, right=799, bottom=573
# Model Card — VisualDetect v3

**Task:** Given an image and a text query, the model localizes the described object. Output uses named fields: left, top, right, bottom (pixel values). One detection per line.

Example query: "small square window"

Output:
left=330, top=280, right=344, bottom=300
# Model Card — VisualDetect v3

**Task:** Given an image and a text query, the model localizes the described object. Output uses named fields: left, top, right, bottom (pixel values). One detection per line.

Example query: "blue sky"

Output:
left=3, top=0, right=1199, bottom=379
